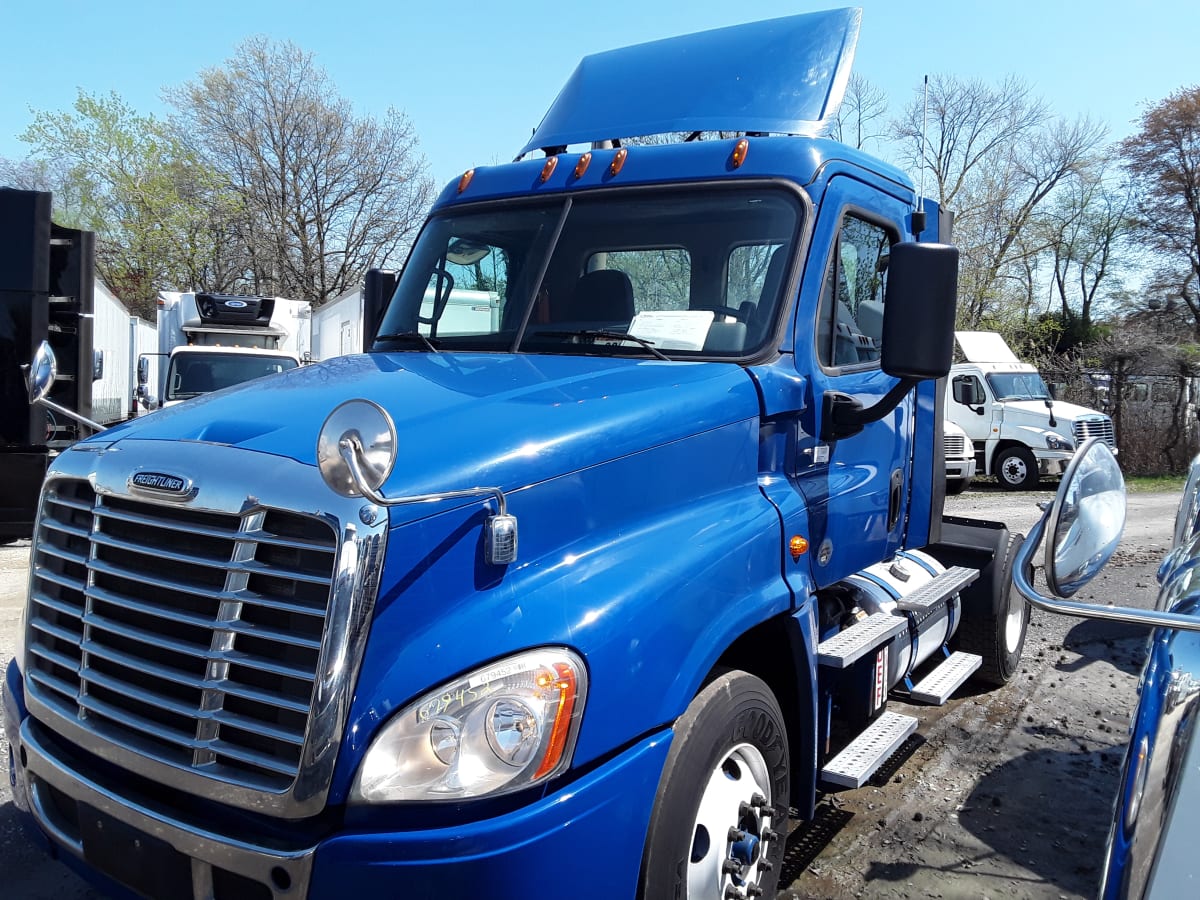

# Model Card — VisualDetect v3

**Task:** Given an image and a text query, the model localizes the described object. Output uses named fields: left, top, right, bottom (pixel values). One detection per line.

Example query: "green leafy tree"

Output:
left=16, top=90, right=239, bottom=317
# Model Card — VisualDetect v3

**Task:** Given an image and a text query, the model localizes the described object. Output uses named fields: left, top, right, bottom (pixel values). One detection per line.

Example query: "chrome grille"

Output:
left=1073, top=416, right=1115, bottom=449
left=942, top=431, right=967, bottom=457
left=26, top=478, right=338, bottom=793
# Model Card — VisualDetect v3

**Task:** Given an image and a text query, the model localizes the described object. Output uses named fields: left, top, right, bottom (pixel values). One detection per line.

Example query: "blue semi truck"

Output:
left=4, top=10, right=1031, bottom=899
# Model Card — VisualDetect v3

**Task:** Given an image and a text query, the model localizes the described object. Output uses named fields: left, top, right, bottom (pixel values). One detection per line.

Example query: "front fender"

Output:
left=331, top=418, right=794, bottom=801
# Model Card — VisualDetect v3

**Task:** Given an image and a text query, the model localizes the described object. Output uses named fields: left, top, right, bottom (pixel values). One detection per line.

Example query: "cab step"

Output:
left=905, top=651, right=982, bottom=705
left=894, top=566, right=979, bottom=612
left=817, top=613, right=908, bottom=669
left=820, top=711, right=918, bottom=789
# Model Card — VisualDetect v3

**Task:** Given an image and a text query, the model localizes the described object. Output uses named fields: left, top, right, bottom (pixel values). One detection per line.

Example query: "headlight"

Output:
left=352, top=647, right=588, bottom=803
left=1045, top=433, right=1074, bottom=452
left=317, top=399, right=396, bottom=497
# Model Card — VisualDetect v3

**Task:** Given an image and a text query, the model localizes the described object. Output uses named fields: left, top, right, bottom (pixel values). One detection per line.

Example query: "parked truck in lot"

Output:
left=147, top=290, right=310, bottom=408
left=4, top=11, right=1033, bottom=899
left=947, top=330, right=1116, bottom=490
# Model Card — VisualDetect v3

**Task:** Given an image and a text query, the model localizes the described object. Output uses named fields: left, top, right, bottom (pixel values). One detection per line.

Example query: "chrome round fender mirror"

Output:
left=26, top=340, right=57, bottom=404
left=1044, top=438, right=1125, bottom=597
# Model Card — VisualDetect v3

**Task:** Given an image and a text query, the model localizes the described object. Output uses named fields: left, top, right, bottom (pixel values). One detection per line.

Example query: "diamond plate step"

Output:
left=906, top=651, right=982, bottom=705
left=817, top=613, right=908, bottom=669
left=894, top=566, right=979, bottom=612
left=820, top=711, right=918, bottom=789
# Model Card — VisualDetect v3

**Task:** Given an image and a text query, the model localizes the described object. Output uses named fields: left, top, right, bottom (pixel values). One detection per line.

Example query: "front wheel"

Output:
left=639, top=670, right=790, bottom=900
left=994, top=445, right=1039, bottom=491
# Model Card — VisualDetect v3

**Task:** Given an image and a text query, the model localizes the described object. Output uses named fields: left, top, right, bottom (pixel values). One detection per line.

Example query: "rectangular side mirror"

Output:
left=880, top=242, right=958, bottom=380
left=363, top=268, right=398, bottom=352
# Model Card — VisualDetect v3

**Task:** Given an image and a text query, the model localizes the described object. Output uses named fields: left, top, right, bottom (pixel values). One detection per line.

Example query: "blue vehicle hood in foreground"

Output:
left=97, top=353, right=761, bottom=499
left=518, top=7, right=861, bottom=156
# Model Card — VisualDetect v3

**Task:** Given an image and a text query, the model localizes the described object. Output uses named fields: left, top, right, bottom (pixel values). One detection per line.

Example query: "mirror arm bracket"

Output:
left=1015, top=516, right=1200, bottom=634
left=821, top=377, right=918, bottom=442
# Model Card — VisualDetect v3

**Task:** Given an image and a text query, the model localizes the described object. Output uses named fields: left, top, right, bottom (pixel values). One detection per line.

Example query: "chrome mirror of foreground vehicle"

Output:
left=1014, top=438, right=1200, bottom=633
left=22, top=340, right=105, bottom=434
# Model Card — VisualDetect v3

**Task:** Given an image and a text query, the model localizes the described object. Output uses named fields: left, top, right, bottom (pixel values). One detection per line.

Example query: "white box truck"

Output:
left=946, top=330, right=1115, bottom=490
left=144, top=291, right=311, bottom=408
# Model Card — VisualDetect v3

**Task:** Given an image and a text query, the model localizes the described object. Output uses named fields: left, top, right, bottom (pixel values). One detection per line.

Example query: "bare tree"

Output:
left=895, top=75, right=1106, bottom=327
left=829, top=74, right=889, bottom=152
left=169, top=37, right=435, bottom=305
left=1121, top=86, right=1200, bottom=335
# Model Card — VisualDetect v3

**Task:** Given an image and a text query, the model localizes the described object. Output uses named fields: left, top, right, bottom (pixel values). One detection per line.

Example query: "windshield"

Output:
left=166, top=353, right=298, bottom=401
left=986, top=372, right=1051, bottom=402
left=373, top=184, right=803, bottom=360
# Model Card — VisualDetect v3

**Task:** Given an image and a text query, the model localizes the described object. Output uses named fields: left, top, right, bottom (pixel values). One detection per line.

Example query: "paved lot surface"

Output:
left=0, top=482, right=1176, bottom=899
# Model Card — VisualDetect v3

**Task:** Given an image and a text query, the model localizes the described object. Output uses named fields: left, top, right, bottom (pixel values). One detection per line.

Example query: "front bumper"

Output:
left=1033, top=449, right=1072, bottom=477
left=4, top=660, right=669, bottom=900
left=945, top=459, right=976, bottom=481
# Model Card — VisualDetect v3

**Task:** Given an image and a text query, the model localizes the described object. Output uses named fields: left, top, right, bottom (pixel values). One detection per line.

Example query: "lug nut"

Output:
left=762, top=828, right=780, bottom=842
left=747, top=885, right=764, bottom=898
left=724, top=888, right=746, bottom=900
left=750, top=793, right=768, bottom=808
left=758, top=860, right=774, bottom=873
left=728, top=827, right=747, bottom=842
left=722, top=859, right=742, bottom=875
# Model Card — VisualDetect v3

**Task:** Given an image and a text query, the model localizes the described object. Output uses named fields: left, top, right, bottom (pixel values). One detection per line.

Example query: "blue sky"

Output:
left=1, top=1, right=1196, bottom=189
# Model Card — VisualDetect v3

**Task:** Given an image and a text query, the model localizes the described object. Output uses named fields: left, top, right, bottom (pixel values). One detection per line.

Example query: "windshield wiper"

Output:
left=373, top=331, right=440, bottom=353
left=530, top=329, right=672, bottom=361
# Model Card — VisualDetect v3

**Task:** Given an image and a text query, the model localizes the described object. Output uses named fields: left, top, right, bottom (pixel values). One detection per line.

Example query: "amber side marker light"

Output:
left=789, top=535, right=809, bottom=562
left=457, top=169, right=475, bottom=194
left=540, top=156, right=559, bottom=183
left=532, top=662, right=578, bottom=779
left=731, top=138, right=750, bottom=169
left=609, top=147, right=628, bottom=176
left=573, top=152, right=592, bottom=179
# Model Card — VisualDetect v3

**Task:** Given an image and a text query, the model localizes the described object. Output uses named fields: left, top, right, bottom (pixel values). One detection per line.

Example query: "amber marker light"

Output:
left=533, top=662, right=578, bottom=779
left=457, top=169, right=475, bottom=194
left=789, top=535, right=809, bottom=562
left=573, top=152, right=592, bottom=179
left=609, top=147, right=628, bottom=176
left=731, top=138, right=750, bottom=169
left=540, top=156, right=559, bottom=183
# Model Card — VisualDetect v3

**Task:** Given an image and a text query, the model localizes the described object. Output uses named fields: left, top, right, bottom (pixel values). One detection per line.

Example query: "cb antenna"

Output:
left=913, top=75, right=929, bottom=236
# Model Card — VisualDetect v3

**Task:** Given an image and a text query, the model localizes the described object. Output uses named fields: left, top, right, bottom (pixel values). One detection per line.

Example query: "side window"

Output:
left=816, top=215, right=893, bottom=368
left=591, top=249, right=691, bottom=312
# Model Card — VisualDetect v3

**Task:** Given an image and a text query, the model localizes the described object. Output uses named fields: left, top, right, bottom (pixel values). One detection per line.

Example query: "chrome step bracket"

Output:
left=894, top=565, right=979, bottom=612
left=820, top=711, right=918, bottom=789
left=817, top=613, right=908, bottom=669
left=906, top=651, right=982, bottom=705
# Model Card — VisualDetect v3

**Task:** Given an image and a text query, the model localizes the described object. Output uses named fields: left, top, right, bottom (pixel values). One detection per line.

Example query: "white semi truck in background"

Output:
left=144, top=291, right=311, bottom=408
left=946, top=330, right=1116, bottom=490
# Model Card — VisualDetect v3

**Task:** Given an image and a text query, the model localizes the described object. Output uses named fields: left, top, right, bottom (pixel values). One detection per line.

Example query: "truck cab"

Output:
left=5, top=11, right=1029, bottom=900
left=947, top=330, right=1115, bottom=490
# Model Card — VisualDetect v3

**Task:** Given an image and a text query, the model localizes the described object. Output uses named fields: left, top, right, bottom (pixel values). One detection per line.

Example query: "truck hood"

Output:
left=96, top=353, right=761, bottom=496
left=1000, top=399, right=1107, bottom=430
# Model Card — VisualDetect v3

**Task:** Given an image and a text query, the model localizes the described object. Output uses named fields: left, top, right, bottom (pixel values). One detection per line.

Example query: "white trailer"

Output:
left=312, top=288, right=366, bottom=361
left=90, top=281, right=157, bottom=425
left=149, top=292, right=311, bottom=408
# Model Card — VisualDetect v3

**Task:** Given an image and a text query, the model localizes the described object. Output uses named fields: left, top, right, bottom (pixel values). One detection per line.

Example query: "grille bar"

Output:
left=26, top=478, right=338, bottom=795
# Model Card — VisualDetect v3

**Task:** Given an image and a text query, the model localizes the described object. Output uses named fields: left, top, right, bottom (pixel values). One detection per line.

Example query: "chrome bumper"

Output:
left=18, top=717, right=316, bottom=900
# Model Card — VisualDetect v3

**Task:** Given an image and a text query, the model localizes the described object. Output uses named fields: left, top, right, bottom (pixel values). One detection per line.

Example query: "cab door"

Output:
left=793, top=175, right=918, bottom=586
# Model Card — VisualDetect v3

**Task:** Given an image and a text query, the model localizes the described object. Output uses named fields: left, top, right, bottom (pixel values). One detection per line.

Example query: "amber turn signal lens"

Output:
left=731, top=138, right=750, bottom=169
left=609, top=147, right=628, bottom=176
left=789, top=535, right=809, bottom=562
left=540, top=156, right=559, bottom=183
left=573, top=152, right=592, bottom=179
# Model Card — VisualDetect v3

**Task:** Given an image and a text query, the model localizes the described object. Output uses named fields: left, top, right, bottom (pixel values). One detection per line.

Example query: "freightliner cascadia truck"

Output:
left=4, top=10, right=1030, bottom=899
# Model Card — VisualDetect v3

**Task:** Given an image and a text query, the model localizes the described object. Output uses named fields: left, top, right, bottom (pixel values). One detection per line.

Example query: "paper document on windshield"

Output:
left=629, top=310, right=715, bottom=351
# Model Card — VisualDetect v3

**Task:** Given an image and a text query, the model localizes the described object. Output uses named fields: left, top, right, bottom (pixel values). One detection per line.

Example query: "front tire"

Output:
left=639, top=671, right=790, bottom=900
left=994, top=445, right=1039, bottom=491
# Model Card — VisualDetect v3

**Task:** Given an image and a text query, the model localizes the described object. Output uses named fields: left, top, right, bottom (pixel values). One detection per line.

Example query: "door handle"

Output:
left=887, top=469, right=903, bottom=530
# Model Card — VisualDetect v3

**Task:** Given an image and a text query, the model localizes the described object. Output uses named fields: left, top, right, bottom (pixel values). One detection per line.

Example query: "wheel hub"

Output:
left=688, top=743, right=776, bottom=898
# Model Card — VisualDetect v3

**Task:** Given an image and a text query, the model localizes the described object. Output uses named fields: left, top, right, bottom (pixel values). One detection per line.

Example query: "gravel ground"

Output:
left=0, top=482, right=1176, bottom=899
